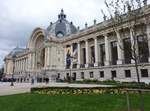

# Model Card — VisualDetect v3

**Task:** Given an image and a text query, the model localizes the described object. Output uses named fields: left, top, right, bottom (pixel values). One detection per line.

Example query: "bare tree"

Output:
left=102, top=0, right=149, bottom=111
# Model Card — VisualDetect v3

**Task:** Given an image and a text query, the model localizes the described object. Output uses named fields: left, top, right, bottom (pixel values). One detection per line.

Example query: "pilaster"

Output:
left=85, top=40, right=89, bottom=68
left=77, top=42, right=81, bottom=68
left=94, top=37, right=98, bottom=66
left=146, top=23, right=150, bottom=62
left=116, top=31, right=124, bottom=65
left=104, top=34, right=110, bottom=66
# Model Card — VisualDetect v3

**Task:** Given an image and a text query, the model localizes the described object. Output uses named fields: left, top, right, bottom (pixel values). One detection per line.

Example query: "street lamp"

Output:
left=10, top=55, right=16, bottom=86
left=69, top=56, right=74, bottom=83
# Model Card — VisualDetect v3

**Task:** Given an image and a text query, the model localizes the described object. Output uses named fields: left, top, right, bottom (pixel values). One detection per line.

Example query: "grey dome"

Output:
left=8, top=47, right=24, bottom=57
left=47, top=9, right=77, bottom=38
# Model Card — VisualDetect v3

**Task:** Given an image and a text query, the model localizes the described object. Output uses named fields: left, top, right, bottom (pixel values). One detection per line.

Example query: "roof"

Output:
left=46, top=9, right=77, bottom=38
left=7, top=47, right=24, bottom=58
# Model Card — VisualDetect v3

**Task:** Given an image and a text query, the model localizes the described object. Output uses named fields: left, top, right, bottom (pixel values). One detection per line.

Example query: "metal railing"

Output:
left=126, top=89, right=150, bottom=111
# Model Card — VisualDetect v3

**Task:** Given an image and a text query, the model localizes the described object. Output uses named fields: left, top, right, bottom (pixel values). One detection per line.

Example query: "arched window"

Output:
left=56, top=31, right=64, bottom=37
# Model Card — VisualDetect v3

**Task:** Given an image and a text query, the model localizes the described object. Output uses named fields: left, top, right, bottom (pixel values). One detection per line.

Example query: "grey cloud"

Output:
left=0, top=0, right=106, bottom=67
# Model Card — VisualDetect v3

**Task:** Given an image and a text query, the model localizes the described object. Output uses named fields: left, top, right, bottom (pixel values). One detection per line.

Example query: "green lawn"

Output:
left=0, top=93, right=150, bottom=111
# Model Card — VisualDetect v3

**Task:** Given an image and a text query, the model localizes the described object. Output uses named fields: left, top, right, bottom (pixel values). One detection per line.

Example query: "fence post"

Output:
left=139, top=90, right=144, bottom=111
left=126, top=90, right=131, bottom=111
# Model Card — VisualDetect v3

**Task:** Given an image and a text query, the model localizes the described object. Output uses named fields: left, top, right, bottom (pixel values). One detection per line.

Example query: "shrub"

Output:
left=31, top=87, right=127, bottom=95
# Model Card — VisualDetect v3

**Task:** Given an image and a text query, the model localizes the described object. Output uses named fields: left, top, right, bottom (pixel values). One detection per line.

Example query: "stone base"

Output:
left=104, top=61, right=110, bottom=66
left=131, top=59, right=135, bottom=64
left=117, top=60, right=123, bottom=65
left=148, top=57, right=150, bottom=63
left=77, top=64, right=80, bottom=69
left=85, top=64, right=89, bottom=68
left=94, top=63, right=98, bottom=67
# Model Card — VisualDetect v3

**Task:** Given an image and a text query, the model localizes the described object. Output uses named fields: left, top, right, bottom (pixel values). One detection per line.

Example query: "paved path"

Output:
left=0, top=82, right=113, bottom=96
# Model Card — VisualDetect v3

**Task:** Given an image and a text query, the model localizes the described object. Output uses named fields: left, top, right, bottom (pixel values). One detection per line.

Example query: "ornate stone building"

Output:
left=3, top=6, right=150, bottom=83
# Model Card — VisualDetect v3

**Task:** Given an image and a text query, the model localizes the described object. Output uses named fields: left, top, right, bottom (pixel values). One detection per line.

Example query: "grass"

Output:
left=0, top=93, right=150, bottom=111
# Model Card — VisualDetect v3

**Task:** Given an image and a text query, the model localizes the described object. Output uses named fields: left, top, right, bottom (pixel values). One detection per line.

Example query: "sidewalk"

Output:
left=0, top=82, right=113, bottom=96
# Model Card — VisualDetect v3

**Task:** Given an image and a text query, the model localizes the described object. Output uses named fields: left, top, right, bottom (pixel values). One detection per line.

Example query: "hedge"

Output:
left=31, top=87, right=135, bottom=95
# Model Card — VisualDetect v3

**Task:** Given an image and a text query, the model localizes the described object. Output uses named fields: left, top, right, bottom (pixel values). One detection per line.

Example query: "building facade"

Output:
left=3, top=6, right=150, bottom=83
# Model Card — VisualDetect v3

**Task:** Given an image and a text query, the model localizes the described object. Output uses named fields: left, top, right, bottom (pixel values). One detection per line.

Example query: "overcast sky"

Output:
left=0, top=0, right=108, bottom=67
left=1, top=0, right=149, bottom=67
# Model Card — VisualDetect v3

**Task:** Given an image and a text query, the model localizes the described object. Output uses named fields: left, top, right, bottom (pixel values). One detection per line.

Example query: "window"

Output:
left=100, top=44, right=105, bottom=66
left=89, top=72, right=94, bottom=78
left=72, top=72, right=76, bottom=81
left=141, top=69, right=148, bottom=77
left=90, top=46, right=95, bottom=63
left=138, top=36, right=149, bottom=63
left=125, top=70, right=131, bottom=78
left=111, top=70, right=116, bottom=79
left=82, top=48, right=86, bottom=64
left=57, top=73, right=60, bottom=79
left=81, top=72, right=84, bottom=79
left=100, top=71, right=104, bottom=78
left=123, top=38, right=132, bottom=64
left=66, top=73, right=69, bottom=78
left=56, top=31, right=64, bottom=37
left=111, top=41, right=118, bottom=65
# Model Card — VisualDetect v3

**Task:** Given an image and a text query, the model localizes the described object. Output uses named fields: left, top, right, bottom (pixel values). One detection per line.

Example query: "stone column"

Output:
left=20, top=60, right=21, bottom=73
left=77, top=42, right=81, bottom=68
left=116, top=31, right=124, bottom=64
left=32, top=53, right=35, bottom=69
left=44, top=48, right=47, bottom=68
left=85, top=40, right=89, bottom=67
left=24, top=59, right=25, bottom=71
left=4, top=63, right=6, bottom=74
left=15, top=60, right=17, bottom=72
left=47, top=47, right=50, bottom=67
left=64, top=46, right=67, bottom=69
left=23, top=59, right=25, bottom=71
left=20, top=60, right=22, bottom=71
left=18, top=60, right=19, bottom=72
left=17, top=61, right=18, bottom=72
left=70, top=44, right=73, bottom=69
left=17, top=60, right=18, bottom=72
left=28, top=53, right=32, bottom=70
left=25, top=58, right=27, bottom=70
left=104, top=34, right=110, bottom=66
left=24, top=59, right=26, bottom=71
left=14, top=61, right=16, bottom=73
left=17, top=60, right=19, bottom=71
left=22, top=58, right=24, bottom=71
left=22, top=59, right=24, bottom=71
left=30, top=55, right=32, bottom=70
left=146, top=23, right=150, bottom=62
left=26, top=58, right=28, bottom=70
left=26, top=58, right=27, bottom=70
left=22, top=59, right=23, bottom=71
left=94, top=37, right=98, bottom=66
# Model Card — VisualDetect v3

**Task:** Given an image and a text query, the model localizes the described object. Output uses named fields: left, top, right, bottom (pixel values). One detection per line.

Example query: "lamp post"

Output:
left=69, top=56, right=74, bottom=83
left=10, top=55, right=16, bottom=86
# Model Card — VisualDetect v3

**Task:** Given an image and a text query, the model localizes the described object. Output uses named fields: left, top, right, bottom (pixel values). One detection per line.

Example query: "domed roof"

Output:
left=47, top=9, right=77, bottom=38
left=8, top=47, right=24, bottom=57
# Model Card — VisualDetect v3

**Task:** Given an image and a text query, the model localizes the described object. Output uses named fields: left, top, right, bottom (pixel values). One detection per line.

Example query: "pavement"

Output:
left=0, top=82, right=113, bottom=96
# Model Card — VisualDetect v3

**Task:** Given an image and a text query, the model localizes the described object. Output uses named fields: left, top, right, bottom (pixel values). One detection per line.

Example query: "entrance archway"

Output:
left=34, top=35, right=45, bottom=69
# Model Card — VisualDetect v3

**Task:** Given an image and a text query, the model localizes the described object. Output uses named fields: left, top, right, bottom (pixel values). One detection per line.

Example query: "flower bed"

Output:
left=31, top=87, right=128, bottom=95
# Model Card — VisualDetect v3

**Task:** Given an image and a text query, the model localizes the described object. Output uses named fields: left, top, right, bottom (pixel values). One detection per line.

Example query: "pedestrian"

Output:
left=31, top=77, right=34, bottom=85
